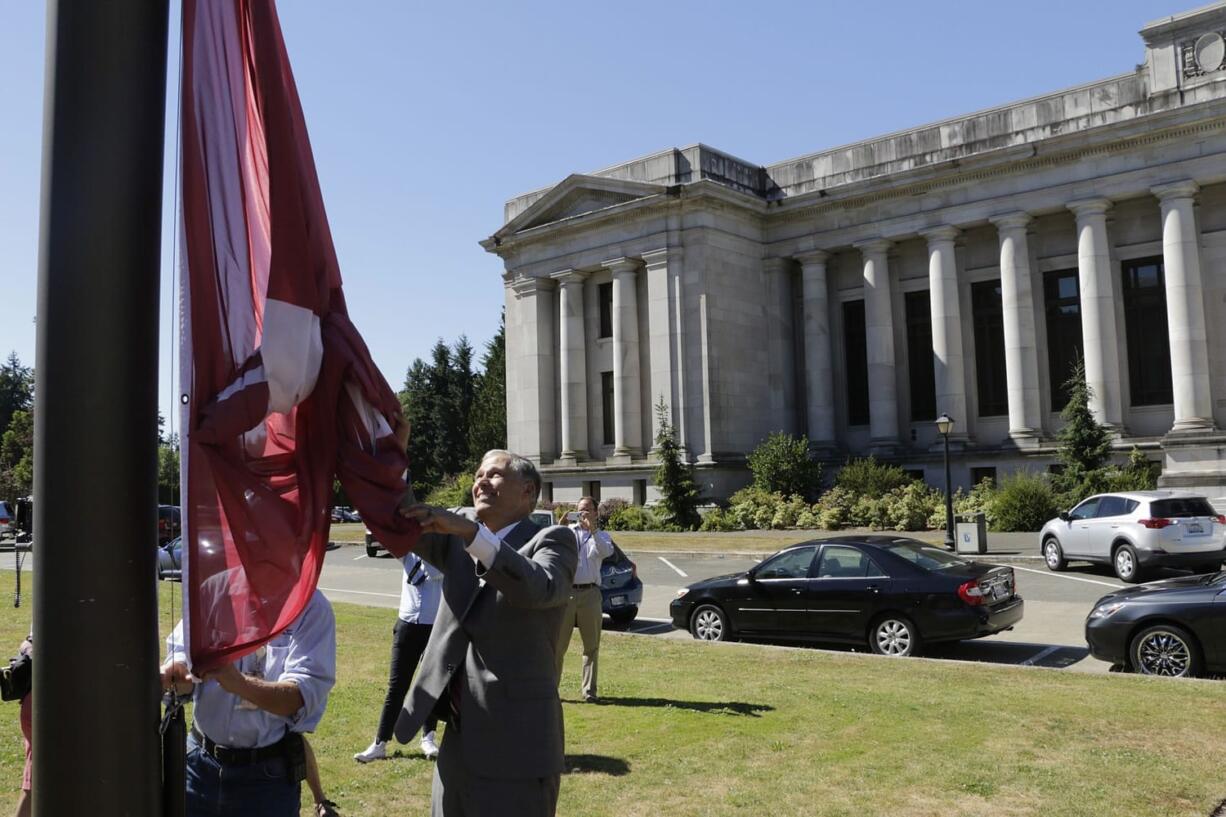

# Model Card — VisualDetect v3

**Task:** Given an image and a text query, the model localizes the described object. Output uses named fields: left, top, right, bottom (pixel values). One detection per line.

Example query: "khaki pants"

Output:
left=555, top=585, right=603, bottom=699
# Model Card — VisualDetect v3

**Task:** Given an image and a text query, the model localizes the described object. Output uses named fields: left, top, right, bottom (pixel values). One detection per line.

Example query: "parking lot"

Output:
left=3, top=540, right=1206, bottom=675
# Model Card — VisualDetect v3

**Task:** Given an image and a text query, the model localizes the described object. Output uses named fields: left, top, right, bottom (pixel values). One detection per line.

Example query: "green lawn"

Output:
left=2, top=573, right=1225, bottom=816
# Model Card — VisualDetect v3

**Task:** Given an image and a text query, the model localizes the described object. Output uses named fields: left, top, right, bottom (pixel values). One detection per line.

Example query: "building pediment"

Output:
left=496, top=174, right=666, bottom=237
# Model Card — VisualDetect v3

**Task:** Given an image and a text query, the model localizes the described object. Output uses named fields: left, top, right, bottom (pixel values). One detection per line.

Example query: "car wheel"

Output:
left=365, top=544, right=379, bottom=558
left=690, top=604, right=729, bottom=642
left=869, top=614, right=921, bottom=657
left=1042, top=537, right=1067, bottom=572
left=1130, top=624, right=1201, bottom=678
left=1113, top=544, right=1143, bottom=583
left=607, top=607, right=637, bottom=629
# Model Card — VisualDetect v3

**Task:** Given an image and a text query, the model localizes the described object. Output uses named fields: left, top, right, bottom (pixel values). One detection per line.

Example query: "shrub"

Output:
left=1105, top=447, right=1160, bottom=492
left=747, top=432, right=823, bottom=501
left=795, top=506, right=821, bottom=530
left=597, top=498, right=630, bottom=527
left=424, top=472, right=474, bottom=508
left=606, top=505, right=654, bottom=531
left=814, top=487, right=855, bottom=530
left=769, top=494, right=810, bottom=530
left=852, top=494, right=891, bottom=530
left=835, top=457, right=911, bottom=497
left=698, top=508, right=739, bottom=532
left=885, top=481, right=943, bottom=531
left=728, top=486, right=784, bottom=530
left=988, top=471, right=1059, bottom=532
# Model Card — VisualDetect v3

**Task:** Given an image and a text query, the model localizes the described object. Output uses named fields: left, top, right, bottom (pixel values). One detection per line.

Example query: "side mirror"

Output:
left=1058, top=511, right=1071, bottom=522
left=746, top=567, right=758, bottom=582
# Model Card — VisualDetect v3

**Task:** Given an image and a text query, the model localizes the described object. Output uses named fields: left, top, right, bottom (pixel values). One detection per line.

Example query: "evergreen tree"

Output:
left=0, top=352, right=34, bottom=441
left=652, top=398, right=701, bottom=530
left=1057, top=356, right=1112, bottom=473
left=1054, top=356, right=1113, bottom=498
left=468, top=316, right=506, bottom=462
left=0, top=409, right=33, bottom=503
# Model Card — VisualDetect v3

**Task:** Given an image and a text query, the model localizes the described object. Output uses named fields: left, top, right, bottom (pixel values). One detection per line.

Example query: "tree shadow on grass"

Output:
left=564, top=754, right=630, bottom=776
left=585, top=696, right=773, bottom=717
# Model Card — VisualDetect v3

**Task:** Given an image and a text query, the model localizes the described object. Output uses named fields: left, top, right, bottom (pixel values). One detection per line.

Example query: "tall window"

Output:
left=601, top=371, right=615, bottom=445
left=972, top=280, right=1007, bottom=416
left=904, top=291, right=936, bottom=422
left=598, top=283, right=613, bottom=339
left=843, top=300, right=869, bottom=426
left=1122, top=257, right=1173, bottom=406
left=1043, top=269, right=1084, bottom=410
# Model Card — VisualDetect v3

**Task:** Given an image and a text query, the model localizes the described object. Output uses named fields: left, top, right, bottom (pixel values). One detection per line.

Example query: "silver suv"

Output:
left=1040, top=490, right=1226, bottom=582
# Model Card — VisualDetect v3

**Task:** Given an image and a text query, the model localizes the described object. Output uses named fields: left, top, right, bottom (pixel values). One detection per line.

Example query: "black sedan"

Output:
left=1085, top=570, right=1226, bottom=677
left=669, top=537, right=1023, bottom=656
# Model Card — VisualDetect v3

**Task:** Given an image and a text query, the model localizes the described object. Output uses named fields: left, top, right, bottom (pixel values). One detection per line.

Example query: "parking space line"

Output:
left=1020, top=645, right=1062, bottom=666
left=658, top=557, right=688, bottom=577
left=1012, top=565, right=1123, bottom=589
left=352, top=553, right=366, bottom=560
left=318, top=586, right=398, bottom=599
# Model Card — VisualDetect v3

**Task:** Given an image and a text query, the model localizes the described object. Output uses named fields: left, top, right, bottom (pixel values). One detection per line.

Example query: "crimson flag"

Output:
left=180, top=0, right=420, bottom=672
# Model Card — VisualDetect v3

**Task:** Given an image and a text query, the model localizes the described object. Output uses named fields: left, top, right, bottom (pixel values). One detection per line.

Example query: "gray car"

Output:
left=1040, top=491, right=1226, bottom=582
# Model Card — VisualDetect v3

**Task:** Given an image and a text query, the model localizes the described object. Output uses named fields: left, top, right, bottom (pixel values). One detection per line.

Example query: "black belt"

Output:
left=191, top=725, right=289, bottom=766
left=573, top=583, right=597, bottom=590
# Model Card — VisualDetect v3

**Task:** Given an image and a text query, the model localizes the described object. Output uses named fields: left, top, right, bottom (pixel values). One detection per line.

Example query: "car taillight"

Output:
left=957, top=580, right=985, bottom=606
left=630, top=562, right=637, bottom=580
left=1138, top=518, right=1173, bottom=529
left=1216, top=515, right=1226, bottom=526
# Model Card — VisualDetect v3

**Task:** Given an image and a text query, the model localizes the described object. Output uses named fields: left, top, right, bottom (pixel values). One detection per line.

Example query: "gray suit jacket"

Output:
left=394, top=517, right=578, bottom=780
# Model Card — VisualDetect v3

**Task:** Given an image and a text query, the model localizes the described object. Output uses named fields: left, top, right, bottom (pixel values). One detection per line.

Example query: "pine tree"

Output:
left=652, top=398, right=701, bottom=530
left=0, top=352, right=33, bottom=441
left=468, top=316, right=507, bottom=463
left=1055, top=355, right=1112, bottom=497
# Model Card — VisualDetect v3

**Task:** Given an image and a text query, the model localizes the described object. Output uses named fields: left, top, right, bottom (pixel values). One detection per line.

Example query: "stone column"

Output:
left=854, top=239, right=899, bottom=449
left=795, top=250, right=836, bottom=450
left=551, top=269, right=589, bottom=462
left=509, top=276, right=557, bottom=462
left=1152, top=180, right=1215, bottom=434
left=762, top=257, right=797, bottom=434
left=990, top=212, right=1043, bottom=444
left=1067, top=198, right=1124, bottom=428
left=643, top=248, right=682, bottom=453
left=922, top=226, right=969, bottom=441
left=604, top=257, right=643, bottom=459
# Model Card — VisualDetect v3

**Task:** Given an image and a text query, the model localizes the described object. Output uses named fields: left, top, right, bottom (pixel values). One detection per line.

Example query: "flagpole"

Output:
left=32, top=1, right=169, bottom=815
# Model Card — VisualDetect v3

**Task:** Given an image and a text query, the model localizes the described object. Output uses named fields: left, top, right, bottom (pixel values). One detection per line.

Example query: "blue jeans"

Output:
left=185, top=734, right=299, bottom=817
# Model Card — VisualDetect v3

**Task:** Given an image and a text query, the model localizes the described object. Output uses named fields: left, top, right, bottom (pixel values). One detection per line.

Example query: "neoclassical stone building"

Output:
left=482, top=2, right=1226, bottom=505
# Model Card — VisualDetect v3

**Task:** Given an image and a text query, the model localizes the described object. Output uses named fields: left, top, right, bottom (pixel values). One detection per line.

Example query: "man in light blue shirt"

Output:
left=161, top=589, right=336, bottom=817
left=354, top=551, right=443, bottom=763
left=555, top=496, right=614, bottom=701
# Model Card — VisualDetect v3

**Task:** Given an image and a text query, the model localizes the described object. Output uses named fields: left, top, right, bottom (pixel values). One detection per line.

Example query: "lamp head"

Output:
left=935, top=413, right=954, bottom=436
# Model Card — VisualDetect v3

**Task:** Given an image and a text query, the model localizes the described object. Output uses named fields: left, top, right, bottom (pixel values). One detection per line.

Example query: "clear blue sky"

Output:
left=0, top=1, right=1193, bottom=426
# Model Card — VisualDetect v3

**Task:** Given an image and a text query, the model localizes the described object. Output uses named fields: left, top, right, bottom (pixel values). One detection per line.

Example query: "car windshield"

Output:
left=1150, top=498, right=1217, bottom=518
left=879, top=541, right=969, bottom=570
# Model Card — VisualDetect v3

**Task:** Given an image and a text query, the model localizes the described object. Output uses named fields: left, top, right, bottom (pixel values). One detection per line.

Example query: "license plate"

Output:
left=610, top=595, right=626, bottom=607
left=992, top=584, right=1008, bottom=600
left=1188, top=522, right=1204, bottom=534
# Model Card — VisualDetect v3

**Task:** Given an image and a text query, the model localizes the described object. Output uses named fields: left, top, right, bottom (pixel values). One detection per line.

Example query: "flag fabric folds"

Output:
left=180, top=0, right=419, bottom=673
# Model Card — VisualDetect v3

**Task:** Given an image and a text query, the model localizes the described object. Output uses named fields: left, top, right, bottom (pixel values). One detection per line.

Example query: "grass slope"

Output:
left=0, top=573, right=1222, bottom=816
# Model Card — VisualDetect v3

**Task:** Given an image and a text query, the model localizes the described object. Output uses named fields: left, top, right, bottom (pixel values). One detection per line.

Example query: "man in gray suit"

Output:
left=395, top=449, right=577, bottom=817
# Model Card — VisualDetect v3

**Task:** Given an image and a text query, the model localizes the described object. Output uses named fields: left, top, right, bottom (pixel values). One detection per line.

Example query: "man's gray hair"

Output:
left=480, top=449, right=542, bottom=506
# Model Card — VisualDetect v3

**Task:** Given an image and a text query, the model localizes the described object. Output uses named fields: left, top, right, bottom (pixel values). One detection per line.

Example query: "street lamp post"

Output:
left=936, top=414, right=955, bottom=550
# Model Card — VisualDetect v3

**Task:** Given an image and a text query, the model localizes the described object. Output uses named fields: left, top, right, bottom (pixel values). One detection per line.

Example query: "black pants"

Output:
left=376, top=619, right=437, bottom=742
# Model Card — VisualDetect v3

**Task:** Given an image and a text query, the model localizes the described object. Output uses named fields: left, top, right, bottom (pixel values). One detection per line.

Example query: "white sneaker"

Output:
left=353, top=740, right=387, bottom=763
left=420, top=731, right=440, bottom=760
